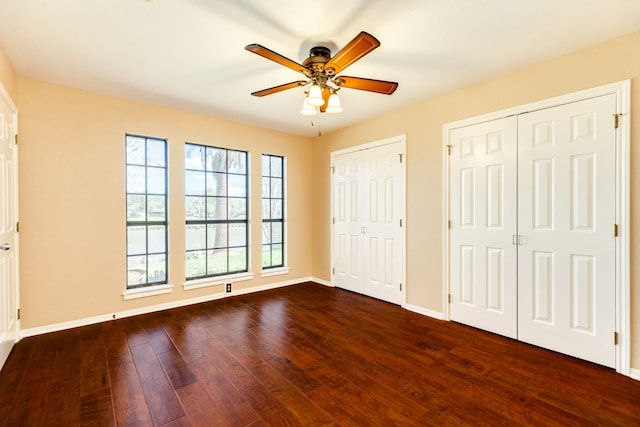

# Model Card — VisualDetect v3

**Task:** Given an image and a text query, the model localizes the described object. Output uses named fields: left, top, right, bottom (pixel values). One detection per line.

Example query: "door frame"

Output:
left=0, top=80, right=20, bottom=370
left=442, top=80, right=631, bottom=376
left=330, top=134, right=407, bottom=306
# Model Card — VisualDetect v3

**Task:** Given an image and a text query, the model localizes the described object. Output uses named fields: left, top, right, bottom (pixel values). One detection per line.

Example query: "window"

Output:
left=126, top=135, right=168, bottom=289
left=262, top=154, right=284, bottom=269
left=185, top=143, right=248, bottom=280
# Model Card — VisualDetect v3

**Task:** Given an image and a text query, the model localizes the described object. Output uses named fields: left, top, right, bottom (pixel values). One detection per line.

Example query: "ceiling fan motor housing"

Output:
left=303, top=46, right=332, bottom=73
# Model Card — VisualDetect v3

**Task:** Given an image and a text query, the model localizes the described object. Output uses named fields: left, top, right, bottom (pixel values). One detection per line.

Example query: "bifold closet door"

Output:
left=449, top=117, right=518, bottom=339
left=517, top=94, right=616, bottom=368
left=333, top=142, right=404, bottom=305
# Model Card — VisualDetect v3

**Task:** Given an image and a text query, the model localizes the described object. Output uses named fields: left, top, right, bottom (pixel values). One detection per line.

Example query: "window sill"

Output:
left=183, top=271, right=254, bottom=291
left=261, top=266, right=290, bottom=278
left=122, top=283, right=173, bottom=300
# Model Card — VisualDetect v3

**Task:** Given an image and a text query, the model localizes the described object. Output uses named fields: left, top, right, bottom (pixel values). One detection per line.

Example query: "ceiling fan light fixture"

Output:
left=325, top=92, right=343, bottom=114
left=307, top=84, right=324, bottom=106
left=300, top=97, right=318, bottom=116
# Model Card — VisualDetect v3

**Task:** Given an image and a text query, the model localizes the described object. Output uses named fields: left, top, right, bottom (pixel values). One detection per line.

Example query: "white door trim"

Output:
left=442, top=80, right=631, bottom=376
left=330, top=134, right=407, bottom=306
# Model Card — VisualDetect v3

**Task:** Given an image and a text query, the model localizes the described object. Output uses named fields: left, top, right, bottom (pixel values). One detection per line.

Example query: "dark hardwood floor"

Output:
left=1, top=282, right=639, bottom=426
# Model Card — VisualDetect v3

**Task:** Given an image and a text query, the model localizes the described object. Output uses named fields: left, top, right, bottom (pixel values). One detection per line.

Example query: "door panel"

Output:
left=449, top=117, right=518, bottom=339
left=517, top=94, right=616, bottom=367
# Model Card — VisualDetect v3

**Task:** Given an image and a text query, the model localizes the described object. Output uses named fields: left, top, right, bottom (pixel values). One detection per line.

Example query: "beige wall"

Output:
left=0, top=43, right=17, bottom=105
left=311, top=31, right=640, bottom=368
left=17, top=78, right=313, bottom=328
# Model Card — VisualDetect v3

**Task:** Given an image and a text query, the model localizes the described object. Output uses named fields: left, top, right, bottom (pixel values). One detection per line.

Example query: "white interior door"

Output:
left=517, top=94, right=616, bottom=367
left=449, top=117, right=518, bottom=339
left=363, top=143, right=403, bottom=305
left=333, top=150, right=364, bottom=294
left=0, top=88, right=18, bottom=370
left=333, top=139, right=405, bottom=305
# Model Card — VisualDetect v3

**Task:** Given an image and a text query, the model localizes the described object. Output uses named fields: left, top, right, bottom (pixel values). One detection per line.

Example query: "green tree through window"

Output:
left=262, top=154, right=284, bottom=269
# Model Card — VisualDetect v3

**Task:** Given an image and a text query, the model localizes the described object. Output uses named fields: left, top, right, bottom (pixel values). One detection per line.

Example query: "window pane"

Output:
left=262, top=223, right=271, bottom=244
left=127, top=195, right=146, bottom=222
left=271, top=156, right=282, bottom=177
left=148, top=225, right=166, bottom=253
left=262, top=178, right=270, bottom=198
left=228, top=151, right=246, bottom=173
left=262, top=155, right=270, bottom=176
left=229, top=223, right=246, bottom=247
left=127, top=165, right=145, bottom=193
left=229, top=247, right=247, bottom=272
left=147, top=139, right=166, bottom=167
left=185, top=144, right=206, bottom=170
left=262, top=245, right=272, bottom=267
left=207, top=147, right=226, bottom=172
left=127, top=225, right=146, bottom=255
left=271, top=177, right=282, bottom=198
left=262, top=200, right=270, bottom=220
left=127, top=255, right=147, bottom=286
left=228, top=174, right=246, bottom=197
left=208, top=249, right=228, bottom=275
left=185, top=170, right=206, bottom=195
left=186, top=224, right=206, bottom=251
left=148, top=254, right=167, bottom=282
left=207, top=172, right=226, bottom=196
left=271, top=199, right=282, bottom=219
left=186, top=196, right=206, bottom=221
left=147, top=167, right=165, bottom=194
left=228, top=198, right=246, bottom=220
left=272, top=244, right=283, bottom=266
left=207, top=197, right=227, bottom=220
left=207, top=224, right=227, bottom=249
left=147, top=195, right=166, bottom=221
left=272, top=222, right=283, bottom=244
left=126, top=137, right=145, bottom=165
left=186, top=250, right=206, bottom=278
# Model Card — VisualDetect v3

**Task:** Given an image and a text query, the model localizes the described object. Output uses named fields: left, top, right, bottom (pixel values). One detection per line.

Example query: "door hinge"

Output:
left=448, top=220, right=452, bottom=229
left=613, top=114, right=620, bottom=129
left=399, top=153, right=403, bottom=163
left=330, top=166, right=335, bottom=173
left=614, top=331, right=619, bottom=345
left=614, top=223, right=619, bottom=237
left=446, top=145, right=452, bottom=155
left=332, top=217, right=336, bottom=224
left=16, top=222, right=19, bottom=232
left=17, top=308, right=20, bottom=320
left=399, top=283, right=402, bottom=291
left=332, top=267, right=335, bottom=275
left=14, top=134, right=18, bottom=145
left=399, top=219, right=403, bottom=227
left=448, top=294, right=452, bottom=303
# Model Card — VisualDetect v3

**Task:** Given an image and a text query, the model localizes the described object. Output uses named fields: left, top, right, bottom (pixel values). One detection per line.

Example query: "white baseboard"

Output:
left=21, top=277, right=314, bottom=338
left=630, top=368, right=640, bottom=381
left=310, top=277, right=334, bottom=287
left=403, top=303, right=444, bottom=320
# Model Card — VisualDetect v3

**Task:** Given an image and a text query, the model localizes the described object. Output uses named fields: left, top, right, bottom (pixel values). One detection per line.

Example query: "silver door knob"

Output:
left=0, top=243, right=11, bottom=251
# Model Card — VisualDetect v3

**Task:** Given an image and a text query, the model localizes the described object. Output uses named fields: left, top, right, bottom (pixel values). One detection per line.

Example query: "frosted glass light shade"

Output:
left=300, top=97, right=318, bottom=116
left=307, top=84, right=324, bottom=106
left=325, top=93, right=343, bottom=113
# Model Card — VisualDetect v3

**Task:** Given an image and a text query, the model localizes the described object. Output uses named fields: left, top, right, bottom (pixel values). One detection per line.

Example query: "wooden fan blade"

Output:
left=251, top=81, right=308, bottom=97
left=319, top=88, right=331, bottom=113
left=245, top=44, right=311, bottom=77
left=335, top=76, right=398, bottom=95
left=324, top=32, right=380, bottom=75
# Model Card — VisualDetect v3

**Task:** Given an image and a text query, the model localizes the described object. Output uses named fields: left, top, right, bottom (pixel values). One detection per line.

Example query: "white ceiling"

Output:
left=1, top=0, right=639, bottom=137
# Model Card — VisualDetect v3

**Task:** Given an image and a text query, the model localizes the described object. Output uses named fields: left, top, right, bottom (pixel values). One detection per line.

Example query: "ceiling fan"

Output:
left=245, top=32, right=398, bottom=115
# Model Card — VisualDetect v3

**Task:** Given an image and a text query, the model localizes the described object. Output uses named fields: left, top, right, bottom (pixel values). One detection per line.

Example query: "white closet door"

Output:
left=0, top=92, right=18, bottom=371
left=333, top=150, right=364, bottom=294
left=449, top=117, right=518, bottom=339
left=363, top=143, right=403, bottom=305
left=517, top=94, right=616, bottom=367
